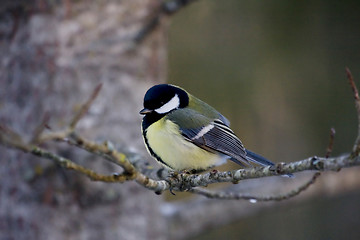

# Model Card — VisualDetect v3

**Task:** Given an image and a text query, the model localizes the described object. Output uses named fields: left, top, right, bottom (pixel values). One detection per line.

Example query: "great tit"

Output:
left=140, top=84, right=276, bottom=172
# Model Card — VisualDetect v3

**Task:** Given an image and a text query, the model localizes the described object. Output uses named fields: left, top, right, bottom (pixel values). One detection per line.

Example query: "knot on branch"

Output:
left=310, top=156, right=324, bottom=170
left=165, top=170, right=229, bottom=192
left=273, top=162, right=287, bottom=175
left=166, top=172, right=196, bottom=192
left=165, top=172, right=181, bottom=191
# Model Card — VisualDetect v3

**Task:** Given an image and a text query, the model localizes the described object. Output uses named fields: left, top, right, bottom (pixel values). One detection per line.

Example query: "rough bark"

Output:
left=0, top=1, right=167, bottom=239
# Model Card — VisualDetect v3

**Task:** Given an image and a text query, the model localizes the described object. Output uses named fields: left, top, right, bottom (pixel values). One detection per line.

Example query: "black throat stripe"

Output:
left=142, top=124, right=172, bottom=169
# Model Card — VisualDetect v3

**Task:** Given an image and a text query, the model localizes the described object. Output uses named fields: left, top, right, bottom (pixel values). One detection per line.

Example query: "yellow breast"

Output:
left=144, top=118, right=226, bottom=171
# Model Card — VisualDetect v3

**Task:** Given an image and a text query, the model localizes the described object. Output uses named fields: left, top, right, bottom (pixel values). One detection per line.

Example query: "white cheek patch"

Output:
left=191, top=124, right=214, bottom=140
left=155, top=94, right=180, bottom=114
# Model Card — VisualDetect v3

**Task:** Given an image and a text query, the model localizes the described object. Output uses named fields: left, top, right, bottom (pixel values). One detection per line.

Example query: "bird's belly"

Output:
left=145, top=119, right=226, bottom=171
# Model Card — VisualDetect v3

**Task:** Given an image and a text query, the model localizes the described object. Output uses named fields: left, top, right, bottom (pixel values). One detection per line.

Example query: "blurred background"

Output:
left=167, top=0, right=360, bottom=239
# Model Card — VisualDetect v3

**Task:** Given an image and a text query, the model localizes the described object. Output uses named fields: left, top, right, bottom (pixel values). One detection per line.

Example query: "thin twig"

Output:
left=65, top=133, right=167, bottom=192
left=346, top=67, right=360, bottom=156
left=38, top=129, right=73, bottom=144
left=190, top=172, right=321, bottom=201
left=134, top=0, right=198, bottom=43
left=68, top=133, right=137, bottom=175
left=0, top=124, right=29, bottom=151
left=31, top=146, right=130, bottom=182
left=31, top=112, right=50, bottom=144
left=38, top=84, right=103, bottom=144
left=325, top=128, right=336, bottom=158
left=70, top=83, right=102, bottom=129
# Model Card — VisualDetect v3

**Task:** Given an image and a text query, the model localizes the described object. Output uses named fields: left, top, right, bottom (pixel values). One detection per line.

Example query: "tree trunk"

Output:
left=0, top=1, right=167, bottom=239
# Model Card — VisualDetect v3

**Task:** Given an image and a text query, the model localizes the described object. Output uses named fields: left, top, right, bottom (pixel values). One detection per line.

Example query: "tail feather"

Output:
left=245, top=149, right=274, bottom=166
left=245, top=149, right=293, bottom=178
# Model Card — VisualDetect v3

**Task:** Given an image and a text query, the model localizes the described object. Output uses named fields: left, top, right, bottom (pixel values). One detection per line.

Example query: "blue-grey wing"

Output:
left=218, top=113, right=230, bottom=127
left=179, top=118, right=249, bottom=166
left=167, top=109, right=275, bottom=167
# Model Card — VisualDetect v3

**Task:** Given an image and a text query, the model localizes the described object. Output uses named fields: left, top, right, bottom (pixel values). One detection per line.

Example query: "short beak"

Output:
left=139, top=108, right=153, bottom=115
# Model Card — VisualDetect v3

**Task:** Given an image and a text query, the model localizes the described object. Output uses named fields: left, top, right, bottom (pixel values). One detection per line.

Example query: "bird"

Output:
left=140, top=84, right=276, bottom=172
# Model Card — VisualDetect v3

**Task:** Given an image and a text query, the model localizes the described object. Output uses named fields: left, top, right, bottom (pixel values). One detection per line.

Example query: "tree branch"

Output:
left=134, top=0, right=199, bottom=43
left=325, top=128, right=336, bottom=158
left=189, top=172, right=321, bottom=201
left=1, top=69, right=360, bottom=201
left=346, top=67, right=360, bottom=156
